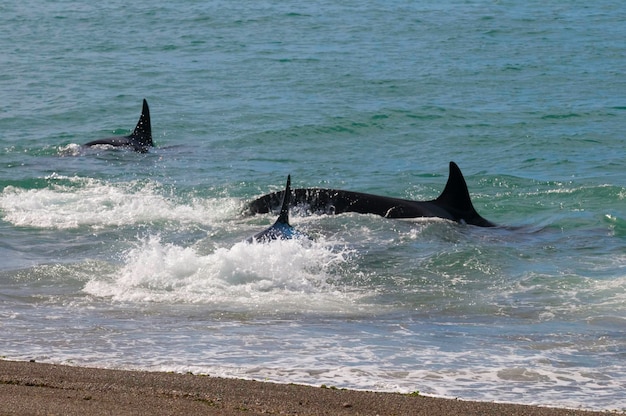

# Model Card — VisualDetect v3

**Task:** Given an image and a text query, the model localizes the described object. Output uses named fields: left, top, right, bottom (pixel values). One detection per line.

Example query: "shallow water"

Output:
left=1, top=0, right=625, bottom=410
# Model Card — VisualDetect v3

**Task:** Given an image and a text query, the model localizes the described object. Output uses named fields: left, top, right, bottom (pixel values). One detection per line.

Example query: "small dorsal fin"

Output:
left=129, top=99, right=152, bottom=148
left=248, top=175, right=297, bottom=243
left=276, top=175, right=291, bottom=225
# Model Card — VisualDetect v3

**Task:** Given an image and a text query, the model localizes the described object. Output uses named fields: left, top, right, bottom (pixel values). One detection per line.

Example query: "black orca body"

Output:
left=248, top=175, right=304, bottom=243
left=83, top=99, right=153, bottom=153
left=246, top=162, right=495, bottom=227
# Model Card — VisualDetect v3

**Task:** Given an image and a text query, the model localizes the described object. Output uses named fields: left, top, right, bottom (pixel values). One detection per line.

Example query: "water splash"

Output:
left=83, top=235, right=363, bottom=313
left=0, top=176, right=237, bottom=230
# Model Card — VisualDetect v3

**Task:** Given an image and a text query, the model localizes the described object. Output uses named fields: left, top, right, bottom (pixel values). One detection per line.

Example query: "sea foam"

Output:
left=83, top=234, right=362, bottom=313
left=0, top=176, right=236, bottom=230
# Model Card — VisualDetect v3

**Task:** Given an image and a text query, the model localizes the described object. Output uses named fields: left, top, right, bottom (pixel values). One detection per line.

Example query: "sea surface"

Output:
left=1, top=0, right=625, bottom=411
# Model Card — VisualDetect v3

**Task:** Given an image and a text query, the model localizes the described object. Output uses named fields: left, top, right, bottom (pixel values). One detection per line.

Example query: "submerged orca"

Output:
left=248, top=175, right=305, bottom=243
left=83, top=99, right=153, bottom=152
left=246, top=162, right=495, bottom=227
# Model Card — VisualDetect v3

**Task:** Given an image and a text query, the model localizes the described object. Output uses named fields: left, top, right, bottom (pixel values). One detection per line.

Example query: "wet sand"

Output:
left=0, top=360, right=612, bottom=415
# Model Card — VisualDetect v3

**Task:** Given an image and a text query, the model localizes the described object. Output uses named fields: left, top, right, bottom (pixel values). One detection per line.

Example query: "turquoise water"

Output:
left=1, top=0, right=625, bottom=410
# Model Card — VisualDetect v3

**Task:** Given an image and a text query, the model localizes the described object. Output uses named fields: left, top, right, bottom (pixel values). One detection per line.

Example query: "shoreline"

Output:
left=0, top=359, right=614, bottom=415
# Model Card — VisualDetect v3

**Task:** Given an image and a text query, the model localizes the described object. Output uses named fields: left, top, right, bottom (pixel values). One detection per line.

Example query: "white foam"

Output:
left=0, top=176, right=237, bottom=229
left=10, top=315, right=622, bottom=411
left=83, top=235, right=363, bottom=313
left=57, top=143, right=82, bottom=156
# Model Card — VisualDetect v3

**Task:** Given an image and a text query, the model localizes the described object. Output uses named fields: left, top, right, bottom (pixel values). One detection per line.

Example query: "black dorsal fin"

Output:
left=129, top=99, right=152, bottom=148
left=276, top=175, right=291, bottom=225
left=435, top=162, right=495, bottom=227
left=435, top=162, right=474, bottom=212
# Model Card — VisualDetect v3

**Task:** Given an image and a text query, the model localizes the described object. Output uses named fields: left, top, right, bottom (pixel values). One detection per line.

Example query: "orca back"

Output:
left=83, top=99, right=152, bottom=152
left=245, top=162, right=496, bottom=227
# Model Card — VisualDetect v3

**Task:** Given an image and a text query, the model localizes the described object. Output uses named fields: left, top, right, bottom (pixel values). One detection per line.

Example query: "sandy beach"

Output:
left=0, top=359, right=614, bottom=416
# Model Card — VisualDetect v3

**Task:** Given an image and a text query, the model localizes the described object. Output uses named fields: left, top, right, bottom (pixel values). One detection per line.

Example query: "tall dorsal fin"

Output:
left=435, top=161, right=495, bottom=227
left=276, top=175, right=291, bottom=225
left=435, top=162, right=474, bottom=212
left=129, top=99, right=152, bottom=148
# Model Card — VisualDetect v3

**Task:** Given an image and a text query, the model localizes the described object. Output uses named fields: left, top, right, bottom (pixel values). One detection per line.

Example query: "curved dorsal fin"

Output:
left=435, top=162, right=495, bottom=227
left=435, top=162, right=473, bottom=211
left=129, top=99, right=152, bottom=148
left=248, top=175, right=296, bottom=243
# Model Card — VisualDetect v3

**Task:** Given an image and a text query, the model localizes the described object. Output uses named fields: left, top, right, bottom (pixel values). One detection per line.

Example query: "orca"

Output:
left=248, top=175, right=305, bottom=243
left=83, top=99, right=153, bottom=152
left=246, top=162, right=496, bottom=227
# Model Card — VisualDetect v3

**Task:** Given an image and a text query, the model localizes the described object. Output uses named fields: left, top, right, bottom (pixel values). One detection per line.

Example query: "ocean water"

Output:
left=1, top=0, right=625, bottom=410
